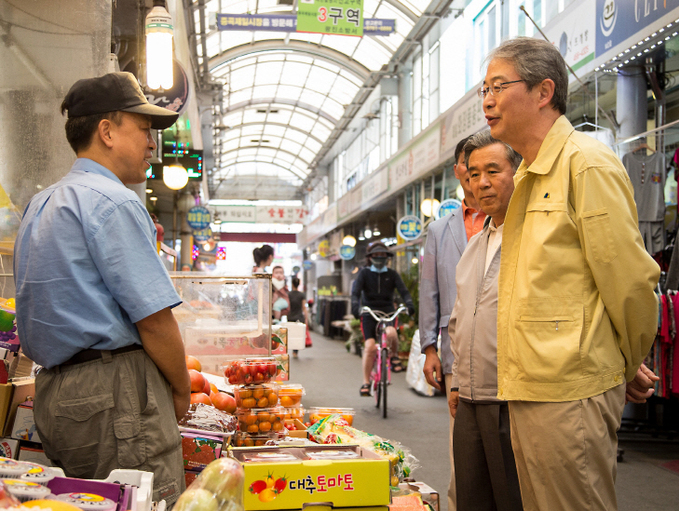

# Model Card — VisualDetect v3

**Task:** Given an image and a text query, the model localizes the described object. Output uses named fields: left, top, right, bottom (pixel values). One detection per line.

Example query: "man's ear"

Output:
left=537, top=78, right=556, bottom=109
left=97, top=119, right=115, bottom=149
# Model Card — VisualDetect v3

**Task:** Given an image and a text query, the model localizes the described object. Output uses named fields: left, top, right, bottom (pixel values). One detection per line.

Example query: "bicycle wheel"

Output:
left=373, top=352, right=381, bottom=408
left=380, top=347, right=389, bottom=418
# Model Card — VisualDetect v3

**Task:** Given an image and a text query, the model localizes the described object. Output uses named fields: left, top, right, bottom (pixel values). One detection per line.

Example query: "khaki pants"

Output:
left=444, top=373, right=457, bottom=511
left=35, top=349, right=184, bottom=508
left=508, top=384, right=626, bottom=511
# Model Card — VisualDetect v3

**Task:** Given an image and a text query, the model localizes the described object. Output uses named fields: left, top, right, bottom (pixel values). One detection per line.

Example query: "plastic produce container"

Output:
left=308, top=407, right=355, bottom=426
left=234, top=383, right=279, bottom=409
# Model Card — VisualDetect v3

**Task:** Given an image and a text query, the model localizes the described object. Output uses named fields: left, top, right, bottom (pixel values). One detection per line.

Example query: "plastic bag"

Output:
left=307, top=414, right=420, bottom=486
left=174, top=457, right=245, bottom=511
left=405, top=330, right=435, bottom=397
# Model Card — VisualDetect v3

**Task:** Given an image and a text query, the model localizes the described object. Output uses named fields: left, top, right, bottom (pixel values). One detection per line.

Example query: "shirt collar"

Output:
left=461, top=198, right=479, bottom=215
left=71, top=158, right=124, bottom=186
left=515, top=115, right=574, bottom=183
left=370, top=265, right=388, bottom=273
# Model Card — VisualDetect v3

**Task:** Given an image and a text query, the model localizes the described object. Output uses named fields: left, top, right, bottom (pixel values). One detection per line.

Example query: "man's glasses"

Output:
left=477, top=80, right=525, bottom=99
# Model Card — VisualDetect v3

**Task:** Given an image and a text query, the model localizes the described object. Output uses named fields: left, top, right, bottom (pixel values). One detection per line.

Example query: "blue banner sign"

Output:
left=187, top=206, right=211, bottom=230
left=303, top=260, right=314, bottom=271
left=596, top=0, right=679, bottom=57
left=339, top=245, right=356, bottom=260
left=435, top=199, right=461, bottom=220
left=193, top=228, right=212, bottom=243
left=216, top=14, right=395, bottom=35
left=397, top=215, right=423, bottom=241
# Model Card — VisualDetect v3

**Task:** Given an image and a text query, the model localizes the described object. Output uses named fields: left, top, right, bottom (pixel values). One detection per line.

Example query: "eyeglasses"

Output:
left=477, top=80, right=525, bottom=99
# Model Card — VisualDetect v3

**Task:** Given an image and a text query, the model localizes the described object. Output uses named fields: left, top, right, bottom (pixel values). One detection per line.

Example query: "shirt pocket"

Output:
left=512, top=298, right=583, bottom=381
left=582, top=209, right=617, bottom=264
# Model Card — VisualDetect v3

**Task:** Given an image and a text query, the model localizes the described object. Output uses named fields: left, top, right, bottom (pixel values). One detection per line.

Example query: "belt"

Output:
left=58, top=344, right=144, bottom=369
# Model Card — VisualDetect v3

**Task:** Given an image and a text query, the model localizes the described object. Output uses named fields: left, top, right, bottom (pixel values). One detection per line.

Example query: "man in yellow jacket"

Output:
left=480, top=37, right=661, bottom=511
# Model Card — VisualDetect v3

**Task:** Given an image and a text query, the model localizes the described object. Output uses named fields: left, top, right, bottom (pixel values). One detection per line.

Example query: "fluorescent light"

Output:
left=146, top=1, right=174, bottom=90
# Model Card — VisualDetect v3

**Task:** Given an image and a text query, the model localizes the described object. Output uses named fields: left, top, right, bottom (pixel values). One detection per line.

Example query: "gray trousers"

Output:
left=453, top=400, right=523, bottom=511
left=35, top=349, right=184, bottom=508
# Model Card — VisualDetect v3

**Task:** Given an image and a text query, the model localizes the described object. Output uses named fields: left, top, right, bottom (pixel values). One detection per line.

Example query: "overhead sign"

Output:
left=297, top=0, right=364, bottom=37
left=435, top=199, right=461, bottom=220
left=595, top=0, right=679, bottom=56
left=216, top=13, right=394, bottom=35
left=150, top=149, right=203, bottom=180
left=187, top=206, right=211, bottom=230
left=397, top=215, right=423, bottom=241
left=339, top=245, right=356, bottom=260
left=303, top=260, right=314, bottom=271
left=193, top=228, right=212, bottom=243
left=318, top=239, right=330, bottom=258
left=144, top=60, right=190, bottom=116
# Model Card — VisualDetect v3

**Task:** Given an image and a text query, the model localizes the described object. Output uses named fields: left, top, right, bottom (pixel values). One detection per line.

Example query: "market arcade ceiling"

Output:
left=187, top=0, right=436, bottom=200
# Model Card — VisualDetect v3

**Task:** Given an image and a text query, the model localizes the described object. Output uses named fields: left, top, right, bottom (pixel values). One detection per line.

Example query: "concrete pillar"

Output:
left=616, top=65, right=647, bottom=139
left=398, top=64, right=412, bottom=148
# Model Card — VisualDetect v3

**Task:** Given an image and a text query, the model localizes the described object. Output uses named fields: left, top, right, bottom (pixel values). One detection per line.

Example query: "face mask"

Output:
left=371, top=257, right=387, bottom=269
left=272, top=278, right=286, bottom=290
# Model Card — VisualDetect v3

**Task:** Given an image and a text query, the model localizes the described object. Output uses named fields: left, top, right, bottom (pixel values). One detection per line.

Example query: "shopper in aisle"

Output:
left=482, top=37, right=660, bottom=510
left=447, top=131, right=523, bottom=511
left=288, top=277, right=311, bottom=358
left=351, top=241, right=415, bottom=396
left=419, top=135, right=485, bottom=511
left=13, top=72, right=189, bottom=508
left=252, top=244, right=275, bottom=273
left=272, top=265, right=291, bottom=321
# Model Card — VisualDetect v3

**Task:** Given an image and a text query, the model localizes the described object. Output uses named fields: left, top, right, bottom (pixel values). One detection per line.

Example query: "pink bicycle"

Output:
left=361, top=304, right=408, bottom=418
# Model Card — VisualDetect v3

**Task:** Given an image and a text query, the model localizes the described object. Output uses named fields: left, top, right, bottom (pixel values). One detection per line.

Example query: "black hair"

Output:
left=454, top=136, right=472, bottom=165
left=61, top=99, right=122, bottom=154
left=253, top=244, right=275, bottom=266
left=291, top=277, right=300, bottom=289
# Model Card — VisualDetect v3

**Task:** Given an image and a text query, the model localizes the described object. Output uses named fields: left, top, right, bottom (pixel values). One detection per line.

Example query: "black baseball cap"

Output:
left=62, top=72, right=179, bottom=130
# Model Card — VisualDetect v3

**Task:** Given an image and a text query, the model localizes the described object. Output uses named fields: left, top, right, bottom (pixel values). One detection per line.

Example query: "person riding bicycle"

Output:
left=351, top=241, right=415, bottom=396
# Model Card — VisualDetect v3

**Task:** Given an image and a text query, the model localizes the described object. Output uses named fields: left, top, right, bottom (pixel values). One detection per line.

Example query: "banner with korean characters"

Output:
left=216, top=13, right=394, bottom=35
left=440, top=87, right=485, bottom=162
left=187, top=206, right=211, bottom=230
left=542, top=0, right=595, bottom=77
left=255, top=205, right=307, bottom=224
left=389, top=124, right=440, bottom=193
left=297, top=0, right=364, bottom=37
left=397, top=215, right=423, bottom=242
left=361, top=167, right=389, bottom=206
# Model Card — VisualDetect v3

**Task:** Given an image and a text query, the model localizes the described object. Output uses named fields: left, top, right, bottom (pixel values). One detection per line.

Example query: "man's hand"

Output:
left=422, top=345, right=442, bottom=390
left=173, top=388, right=191, bottom=422
left=448, top=390, right=459, bottom=418
left=626, top=363, right=659, bottom=404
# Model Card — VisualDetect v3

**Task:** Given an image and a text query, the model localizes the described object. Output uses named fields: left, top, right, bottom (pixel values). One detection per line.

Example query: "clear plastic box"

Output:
left=234, top=383, right=280, bottom=409
left=236, top=407, right=286, bottom=435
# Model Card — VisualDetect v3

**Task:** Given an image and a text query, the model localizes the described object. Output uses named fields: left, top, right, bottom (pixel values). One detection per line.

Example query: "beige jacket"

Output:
left=497, top=116, right=660, bottom=402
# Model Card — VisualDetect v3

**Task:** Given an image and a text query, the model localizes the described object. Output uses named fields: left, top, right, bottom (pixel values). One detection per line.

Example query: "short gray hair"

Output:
left=487, top=37, right=568, bottom=115
left=464, top=130, right=522, bottom=171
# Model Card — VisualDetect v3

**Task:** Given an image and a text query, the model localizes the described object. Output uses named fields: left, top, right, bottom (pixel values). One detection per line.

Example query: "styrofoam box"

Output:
left=279, top=321, right=306, bottom=350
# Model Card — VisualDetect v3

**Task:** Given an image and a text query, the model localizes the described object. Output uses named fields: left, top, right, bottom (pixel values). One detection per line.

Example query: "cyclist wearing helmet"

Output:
left=351, top=241, right=415, bottom=396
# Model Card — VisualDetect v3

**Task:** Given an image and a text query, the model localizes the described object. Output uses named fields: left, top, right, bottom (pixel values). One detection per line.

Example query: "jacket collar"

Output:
left=515, top=115, right=574, bottom=182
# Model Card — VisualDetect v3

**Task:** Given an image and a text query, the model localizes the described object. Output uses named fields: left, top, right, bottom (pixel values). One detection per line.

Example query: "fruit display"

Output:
left=174, top=457, right=245, bottom=511
left=224, top=357, right=278, bottom=385
left=186, top=357, right=237, bottom=413
left=236, top=407, right=286, bottom=435
left=308, top=407, right=355, bottom=426
left=182, top=435, right=223, bottom=471
left=179, top=403, right=238, bottom=434
left=234, top=383, right=279, bottom=409
left=280, top=407, right=304, bottom=421
left=278, top=384, right=304, bottom=407
left=232, top=432, right=280, bottom=448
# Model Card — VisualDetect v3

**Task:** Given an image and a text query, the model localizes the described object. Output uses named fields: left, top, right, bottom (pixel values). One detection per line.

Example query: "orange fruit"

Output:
left=244, top=414, right=258, bottom=425
left=190, top=393, right=212, bottom=406
left=247, top=424, right=259, bottom=433
left=268, top=394, right=278, bottom=406
left=186, top=355, right=202, bottom=372
left=280, top=396, right=294, bottom=407
left=253, top=388, right=265, bottom=399
left=257, top=397, right=269, bottom=408
left=259, top=421, right=272, bottom=432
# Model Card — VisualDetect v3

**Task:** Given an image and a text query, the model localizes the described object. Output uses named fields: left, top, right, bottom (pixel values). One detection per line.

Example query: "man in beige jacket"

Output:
left=481, top=37, right=661, bottom=511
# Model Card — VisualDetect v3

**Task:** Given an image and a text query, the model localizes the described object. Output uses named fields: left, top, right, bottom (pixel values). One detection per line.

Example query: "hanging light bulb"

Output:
left=146, top=0, right=174, bottom=90
left=342, top=235, right=357, bottom=247
left=364, top=226, right=372, bottom=239
left=420, top=198, right=441, bottom=218
left=163, top=162, right=189, bottom=190
left=373, top=224, right=381, bottom=236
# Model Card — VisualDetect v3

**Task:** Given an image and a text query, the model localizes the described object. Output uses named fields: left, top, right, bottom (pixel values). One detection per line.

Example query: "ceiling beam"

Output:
left=217, top=121, right=325, bottom=146
left=222, top=97, right=339, bottom=125
left=209, top=40, right=371, bottom=82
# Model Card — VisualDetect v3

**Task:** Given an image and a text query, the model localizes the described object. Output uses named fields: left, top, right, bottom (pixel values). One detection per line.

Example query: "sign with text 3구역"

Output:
left=397, top=215, right=423, bottom=241
left=297, top=0, right=364, bottom=37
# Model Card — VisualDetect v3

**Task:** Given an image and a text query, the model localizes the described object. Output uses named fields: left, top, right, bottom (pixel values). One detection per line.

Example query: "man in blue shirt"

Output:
left=14, top=73, right=191, bottom=507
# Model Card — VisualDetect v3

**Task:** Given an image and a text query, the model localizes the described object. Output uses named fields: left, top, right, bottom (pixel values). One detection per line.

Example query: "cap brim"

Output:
left=122, top=103, right=179, bottom=130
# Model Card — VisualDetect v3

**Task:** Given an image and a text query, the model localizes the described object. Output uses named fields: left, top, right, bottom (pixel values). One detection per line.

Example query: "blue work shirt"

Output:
left=14, top=158, right=181, bottom=369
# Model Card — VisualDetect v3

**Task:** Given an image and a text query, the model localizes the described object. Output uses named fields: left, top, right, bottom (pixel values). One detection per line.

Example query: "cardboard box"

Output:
left=184, top=469, right=201, bottom=488
left=230, top=444, right=391, bottom=510
left=0, top=437, right=19, bottom=458
left=18, top=446, right=52, bottom=466
left=3, top=379, right=35, bottom=437
left=397, top=482, right=439, bottom=511
left=0, top=383, right=12, bottom=434
left=11, top=403, right=40, bottom=443
left=182, top=433, right=223, bottom=471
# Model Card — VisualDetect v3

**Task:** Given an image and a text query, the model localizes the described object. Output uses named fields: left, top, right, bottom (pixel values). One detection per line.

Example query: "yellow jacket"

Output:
left=497, top=116, right=660, bottom=402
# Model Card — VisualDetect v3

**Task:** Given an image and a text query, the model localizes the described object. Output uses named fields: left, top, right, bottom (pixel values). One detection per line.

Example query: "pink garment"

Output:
left=671, top=294, right=679, bottom=395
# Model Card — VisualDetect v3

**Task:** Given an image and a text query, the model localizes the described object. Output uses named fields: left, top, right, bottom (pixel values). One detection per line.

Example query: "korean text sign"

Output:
left=297, top=0, right=364, bottom=37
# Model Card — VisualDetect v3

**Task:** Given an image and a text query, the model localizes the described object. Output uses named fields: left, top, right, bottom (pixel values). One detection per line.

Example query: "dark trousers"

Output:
left=453, top=400, right=523, bottom=511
